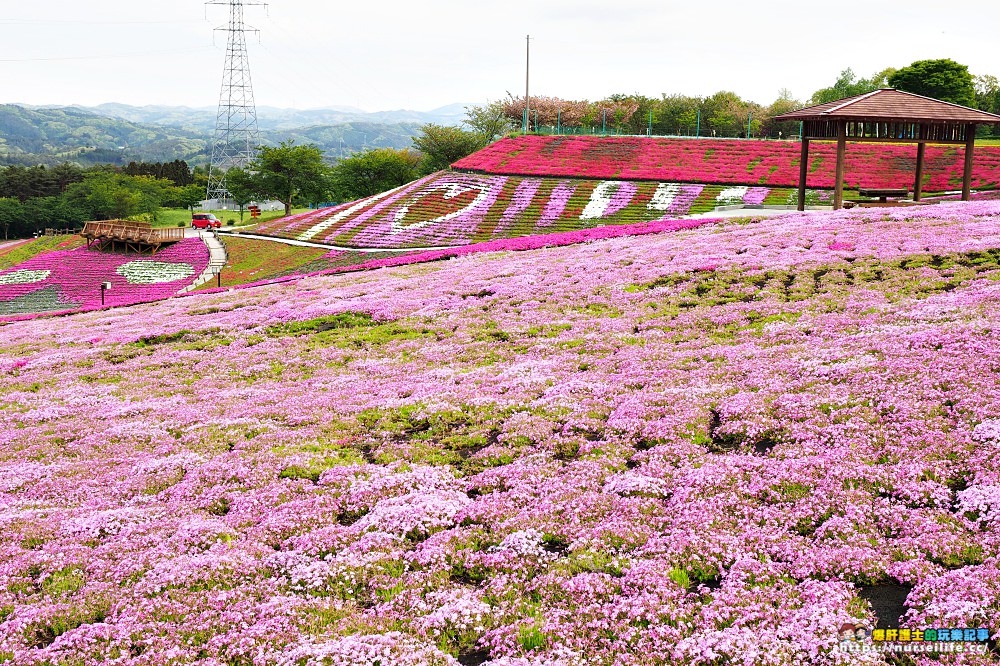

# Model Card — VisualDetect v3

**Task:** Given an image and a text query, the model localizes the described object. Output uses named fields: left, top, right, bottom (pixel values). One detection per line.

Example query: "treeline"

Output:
left=319, top=58, right=1000, bottom=204
left=500, top=91, right=800, bottom=138
left=495, top=59, right=1000, bottom=139
left=121, top=160, right=195, bottom=186
left=0, top=161, right=203, bottom=239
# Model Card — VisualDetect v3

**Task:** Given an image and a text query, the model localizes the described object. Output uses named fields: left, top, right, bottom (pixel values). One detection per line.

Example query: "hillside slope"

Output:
left=0, top=105, right=208, bottom=166
left=0, top=238, right=209, bottom=319
left=2, top=203, right=999, bottom=663
left=453, top=135, right=1000, bottom=191
left=0, top=104, right=424, bottom=166
left=252, top=171, right=821, bottom=248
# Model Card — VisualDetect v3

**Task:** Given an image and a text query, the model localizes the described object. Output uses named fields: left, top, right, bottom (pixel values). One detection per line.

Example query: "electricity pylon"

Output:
left=205, top=0, right=266, bottom=203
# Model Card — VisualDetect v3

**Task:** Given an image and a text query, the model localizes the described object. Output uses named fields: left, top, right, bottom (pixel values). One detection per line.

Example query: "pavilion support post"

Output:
left=833, top=121, right=846, bottom=210
left=913, top=142, right=925, bottom=201
left=962, top=124, right=976, bottom=201
left=797, top=138, right=810, bottom=211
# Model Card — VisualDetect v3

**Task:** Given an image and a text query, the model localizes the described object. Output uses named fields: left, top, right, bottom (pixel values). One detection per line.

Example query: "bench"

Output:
left=858, top=188, right=909, bottom=203
left=840, top=188, right=919, bottom=209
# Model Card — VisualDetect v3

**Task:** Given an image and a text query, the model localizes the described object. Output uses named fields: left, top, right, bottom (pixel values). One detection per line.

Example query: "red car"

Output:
left=192, top=213, right=221, bottom=229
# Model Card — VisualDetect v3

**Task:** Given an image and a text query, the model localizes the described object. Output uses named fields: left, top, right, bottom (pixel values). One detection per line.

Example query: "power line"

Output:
left=0, top=47, right=214, bottom=63
left=0, top=19, right=204, bottom=26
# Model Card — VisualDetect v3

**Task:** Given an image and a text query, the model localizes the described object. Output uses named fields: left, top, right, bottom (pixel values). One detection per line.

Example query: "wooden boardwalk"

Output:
left=80, top=221, right=185, bottom=255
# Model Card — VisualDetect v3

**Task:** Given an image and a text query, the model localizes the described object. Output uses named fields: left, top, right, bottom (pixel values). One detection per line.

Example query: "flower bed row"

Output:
left=452, top=135, right=1000, bottom=191
left=2, top=202, right=1000, bottom=664
left=251, top=172, right=816, bottom=249
left=0, top=238, right=210, bottom=320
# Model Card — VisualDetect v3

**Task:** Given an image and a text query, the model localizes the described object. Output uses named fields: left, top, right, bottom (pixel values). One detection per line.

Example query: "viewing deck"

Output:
left=80, top=221, right=185, bottom=255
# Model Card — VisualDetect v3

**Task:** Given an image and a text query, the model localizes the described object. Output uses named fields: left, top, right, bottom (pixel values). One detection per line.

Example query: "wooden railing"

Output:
left=80, top=221, right=186, bottom=255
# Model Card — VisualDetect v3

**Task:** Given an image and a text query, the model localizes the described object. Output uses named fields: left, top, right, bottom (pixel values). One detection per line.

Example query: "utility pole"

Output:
left=524, top=35, right=531, bottom=133
left=205, top=0, right=266, bottom=205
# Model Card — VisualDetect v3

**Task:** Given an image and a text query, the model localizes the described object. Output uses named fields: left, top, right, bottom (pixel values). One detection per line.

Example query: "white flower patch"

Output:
left=0, top=269, right=51, bottom=285
left=957, top=485, right=1000, bottom=525
left=581, top=181, right=624, bottom=220
left=296, top=184, right=406, bottom=241
left=647, top=183, right=681, bottom=211
left=415, top=588, right=491, bottom=637
left=117, top=261, right=195, bottom=284
left=603, top=471, right=671, bottom=498
left=972, top=419, right=1000, bottom=444
left=716, top=186, right=749, bottom=206
left=390, top=181, right=493, bottom=233
left=354, top=489, right=471, bottom=538
left=493, top=528, right=550, bottom=559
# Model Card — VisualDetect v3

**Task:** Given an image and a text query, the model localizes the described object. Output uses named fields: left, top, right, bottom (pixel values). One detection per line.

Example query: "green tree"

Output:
left=330, top=148, right=420, bottom=201
left=464, top=100, right=516, bottom=144
left=0, top=197, right=21, bottom=239
left=65, top=172, right=170, bottom=221
left=619, top=95, right=657, bottom=135
left=412, top=124, right=485, bottom=174
left=162, top=183, right=205, bottom=211
left=237, top=141, right=330, bottom=216
left=653, top=94, right=702, bottom=136
left=809, top=67, right=896, bottom=105
left=223, top=168, right=257, bottom=210
left=889, top=59, right=976, bottom=107
left=759, top=89, right=803, bottom=138
left=975, top=75, right=1000, bottom=113
left=701, top=91, right=756, bottom=137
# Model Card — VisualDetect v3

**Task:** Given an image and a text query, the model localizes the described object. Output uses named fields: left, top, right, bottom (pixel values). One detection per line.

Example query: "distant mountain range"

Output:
left=74, top=102, right=470, bottom=133
left=0, top=102, right=471, bottom=167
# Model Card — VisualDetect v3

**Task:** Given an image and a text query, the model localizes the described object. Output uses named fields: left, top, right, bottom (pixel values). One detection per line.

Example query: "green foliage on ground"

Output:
left=155, top=207, right=307, bottom=229
left=197, top=236, right=327, bottom=288
left=0, top=235, right=84, bottom=270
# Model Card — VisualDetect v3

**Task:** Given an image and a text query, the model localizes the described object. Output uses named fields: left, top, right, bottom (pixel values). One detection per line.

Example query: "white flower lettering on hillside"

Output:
left=716, top=186, right=749, bottom=205
left=580, top=181, right=621, bottom=220
left=390, top=182, right=494, bottom=233
left=648, top=183, right=681, bottom=211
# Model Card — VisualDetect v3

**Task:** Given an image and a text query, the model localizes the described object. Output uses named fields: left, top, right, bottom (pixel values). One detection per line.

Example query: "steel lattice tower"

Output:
left=206, top=0, right=264, bottom=203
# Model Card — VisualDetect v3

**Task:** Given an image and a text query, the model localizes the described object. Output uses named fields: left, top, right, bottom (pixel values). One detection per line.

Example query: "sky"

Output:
left=2, top=0, right=999, bottom=112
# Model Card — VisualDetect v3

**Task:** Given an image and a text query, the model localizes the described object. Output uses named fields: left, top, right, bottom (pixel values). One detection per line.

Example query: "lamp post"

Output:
left=212, top=265, right=223, bottom=288
left=100, top=281, right=111, bottom=306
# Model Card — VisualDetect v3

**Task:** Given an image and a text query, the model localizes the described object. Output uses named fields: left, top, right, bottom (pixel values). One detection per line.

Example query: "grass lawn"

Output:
left=154, top=208, right=309, bottom=229
left=195, top=236, right=329, bottom=289
left=0, top=235, right=85, bottom=270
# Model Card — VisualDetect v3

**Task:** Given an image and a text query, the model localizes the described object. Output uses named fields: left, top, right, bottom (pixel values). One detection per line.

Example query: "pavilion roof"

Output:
left=775, top=89, right=1000, bottom=125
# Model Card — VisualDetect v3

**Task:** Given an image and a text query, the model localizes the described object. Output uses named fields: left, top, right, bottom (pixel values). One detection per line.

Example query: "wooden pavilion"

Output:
left=774, top=89, right=1000, bottom=211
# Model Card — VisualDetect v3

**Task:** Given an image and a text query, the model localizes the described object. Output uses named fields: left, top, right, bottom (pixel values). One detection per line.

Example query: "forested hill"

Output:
left=0, top=105, right=208, bottom=167
left=0, top=104, right=426, bottom=167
